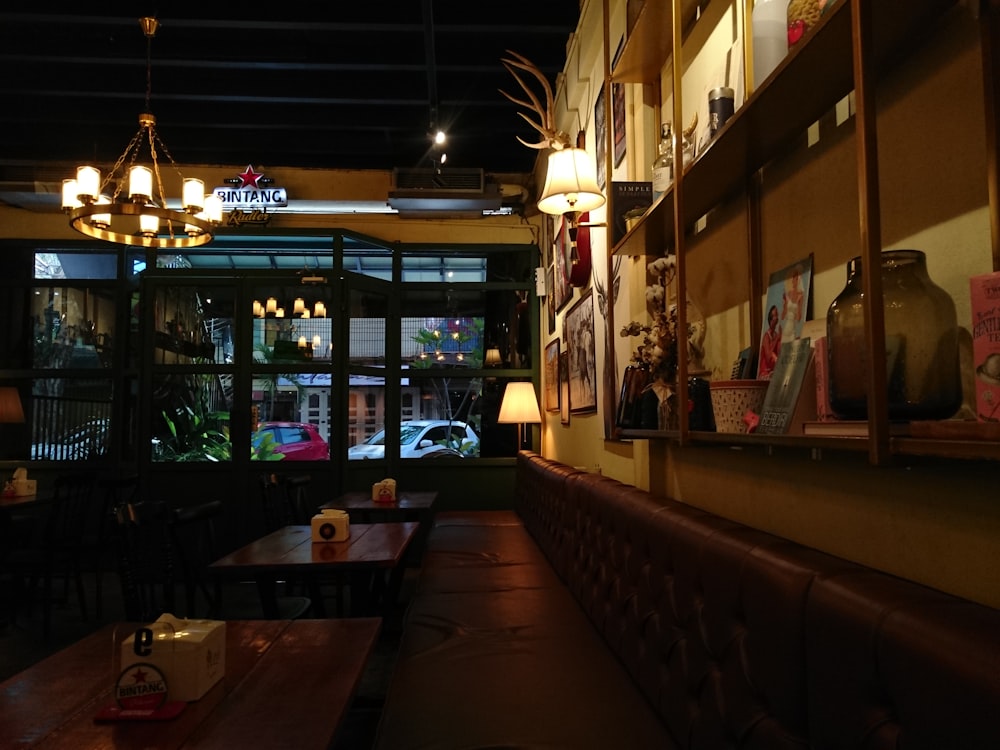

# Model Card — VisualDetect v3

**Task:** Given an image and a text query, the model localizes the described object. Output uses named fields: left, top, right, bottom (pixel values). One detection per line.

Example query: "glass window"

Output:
left=31, top=286, right=116, bottom=368
left=251, top=372, right=330, bottom=462
left=153, top=285, right=235, bottom=365
left=151, top=373, right=232, bottom=462
left=30, top=377, right=113, bottom=461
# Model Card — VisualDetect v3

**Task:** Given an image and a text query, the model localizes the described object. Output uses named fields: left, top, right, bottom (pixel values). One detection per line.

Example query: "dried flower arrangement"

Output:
left=620, top=254, right=680, bottom=405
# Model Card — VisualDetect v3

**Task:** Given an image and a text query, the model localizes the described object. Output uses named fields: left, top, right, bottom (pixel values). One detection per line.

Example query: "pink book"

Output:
left=970, top=272, right=1000, bottom=422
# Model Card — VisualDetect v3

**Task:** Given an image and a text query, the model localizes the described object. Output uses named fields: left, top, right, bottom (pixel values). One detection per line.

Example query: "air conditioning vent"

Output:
left=388, top=168, right=502, bottom=216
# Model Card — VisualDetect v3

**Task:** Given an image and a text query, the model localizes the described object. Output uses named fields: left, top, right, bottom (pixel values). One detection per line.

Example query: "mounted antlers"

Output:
left=499, top=50, right=570, bottom=150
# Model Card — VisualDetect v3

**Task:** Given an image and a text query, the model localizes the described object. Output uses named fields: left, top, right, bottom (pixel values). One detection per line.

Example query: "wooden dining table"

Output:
left=208, top=522, right=419, bottom=617
left=320, top=490, right=438, bottom=523
left=0, top=617, right=381, bottom=749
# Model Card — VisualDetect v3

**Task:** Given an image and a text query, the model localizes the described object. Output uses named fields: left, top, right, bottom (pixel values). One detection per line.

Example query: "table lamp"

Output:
left=0, top=387, right=24, bottom=424
left=497, top=381, right=541, bottom=451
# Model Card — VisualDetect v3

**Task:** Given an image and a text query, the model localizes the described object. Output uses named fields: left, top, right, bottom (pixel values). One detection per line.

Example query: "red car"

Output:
left=253, top=421, right=329, bottom=461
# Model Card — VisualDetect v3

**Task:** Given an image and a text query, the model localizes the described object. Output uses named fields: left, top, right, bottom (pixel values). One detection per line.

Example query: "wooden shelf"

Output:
left=613, top=0, right=958, bottom=256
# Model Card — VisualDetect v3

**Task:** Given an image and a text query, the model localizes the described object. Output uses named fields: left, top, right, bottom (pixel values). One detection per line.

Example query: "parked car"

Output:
left=31, top=418, right=109, bottom=461
left=252, top=421, right=329, bottom=461
left=347, top=420, right=479, bottom=460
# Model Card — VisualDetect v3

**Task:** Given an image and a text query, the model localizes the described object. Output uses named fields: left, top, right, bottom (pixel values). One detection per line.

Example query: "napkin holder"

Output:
left=311, top=508, right=350, bottom=542
left=372, top=478, right=397, bottom=503
left=12, top=468, right=36, bottom=497
left=120, top=614, right=225, bottom=702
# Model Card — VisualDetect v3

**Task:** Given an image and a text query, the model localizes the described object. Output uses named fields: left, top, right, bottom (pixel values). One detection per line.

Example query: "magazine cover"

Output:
left=971, top=271, right=1000, bottom=422
left=757, top=337, right=813, bottom=434
left=758, top=256, right=813, bottom=380
left=610, top=181, right=652, bottom=246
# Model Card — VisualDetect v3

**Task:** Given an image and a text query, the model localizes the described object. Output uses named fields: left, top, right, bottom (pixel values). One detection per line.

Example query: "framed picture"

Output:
left=564, top=290, right=597, bottom=414
left=544, top=339, right=560, bottom=412
left=559, top=351, right=571, bottom=425
left=612, top=81, right=626, bottom=167
left=546, top=265, right=556, bottom=335
left=594, top=83, right=607, bottom=190
left=758, top=256, right=814, bottom=380
left=553, top=217, right=573, bottom=312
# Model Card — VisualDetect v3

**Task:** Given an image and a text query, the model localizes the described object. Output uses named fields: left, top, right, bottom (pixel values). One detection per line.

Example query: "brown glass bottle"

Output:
left=826, top=249, right=961, bottom=420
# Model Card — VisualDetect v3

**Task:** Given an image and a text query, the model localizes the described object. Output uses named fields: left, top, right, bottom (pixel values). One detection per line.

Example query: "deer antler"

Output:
left=499, top=50, right=569, bottom=150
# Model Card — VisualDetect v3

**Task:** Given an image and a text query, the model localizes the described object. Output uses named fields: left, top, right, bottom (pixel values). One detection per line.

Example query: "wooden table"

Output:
left=0, top=618, right=381, bottom=749
left=208, top=522, right=419, bottom=617
left=321, top=490, right=438, bottom=523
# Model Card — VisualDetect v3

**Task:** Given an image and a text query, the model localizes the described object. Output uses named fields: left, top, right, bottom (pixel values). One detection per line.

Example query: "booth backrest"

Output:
left=515, top=451, right=1000, bottom=748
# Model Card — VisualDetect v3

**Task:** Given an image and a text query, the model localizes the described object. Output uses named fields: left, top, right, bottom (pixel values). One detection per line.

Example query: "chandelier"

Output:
left=60, top=17, right=222, bottom=249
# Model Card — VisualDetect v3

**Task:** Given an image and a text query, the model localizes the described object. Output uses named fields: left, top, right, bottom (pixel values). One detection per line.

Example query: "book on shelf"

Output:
left=802, top=420, right=910, bottom=437
left=610, top=181, right=652, bottom=246
left=756, top=337, right=815, bottom=435
left=970, top=271, right=1000, bottom=423
left=800, top=319, right=833, bottom=422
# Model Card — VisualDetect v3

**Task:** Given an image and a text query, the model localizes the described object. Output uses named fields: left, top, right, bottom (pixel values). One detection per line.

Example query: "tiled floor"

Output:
left=0, top=568, right=412, bottom=749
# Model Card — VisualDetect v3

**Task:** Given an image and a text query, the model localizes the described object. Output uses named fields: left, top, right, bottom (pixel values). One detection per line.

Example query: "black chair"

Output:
left=6, top=471, right=97, bottom=638
left=282, top=474, right=313, bottom=524
left=259, top=473, right=295, bottom=532
left=114, top=500, right=177, bottom=622
left=171, top=499, right=225, bottom=618
left=89, top=473, right=139, bottom=619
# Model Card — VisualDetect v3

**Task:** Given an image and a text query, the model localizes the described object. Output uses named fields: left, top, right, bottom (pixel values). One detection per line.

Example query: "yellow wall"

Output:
left=540, top=2, right=1000, bottom=609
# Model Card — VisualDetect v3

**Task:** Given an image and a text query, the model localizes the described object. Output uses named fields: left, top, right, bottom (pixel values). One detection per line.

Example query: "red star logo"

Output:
left=131, top=667, right=148, bottom=683
left=237, top=165, right=263, bottom=189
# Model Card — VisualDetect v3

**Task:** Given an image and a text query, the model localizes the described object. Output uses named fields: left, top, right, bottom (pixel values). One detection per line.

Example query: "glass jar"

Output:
left=826, top=249, right=961, bottom=420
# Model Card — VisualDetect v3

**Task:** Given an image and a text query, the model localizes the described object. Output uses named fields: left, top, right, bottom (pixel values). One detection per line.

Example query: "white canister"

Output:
left=752, top=0, right=790, bottom=88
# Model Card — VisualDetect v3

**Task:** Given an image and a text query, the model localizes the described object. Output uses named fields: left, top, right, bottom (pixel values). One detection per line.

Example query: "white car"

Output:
left=348, top=420, right=479, bottom=460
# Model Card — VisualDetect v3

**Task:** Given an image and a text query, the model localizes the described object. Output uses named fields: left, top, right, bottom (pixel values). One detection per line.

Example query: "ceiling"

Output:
left=0, top=6, right=581, bottom=185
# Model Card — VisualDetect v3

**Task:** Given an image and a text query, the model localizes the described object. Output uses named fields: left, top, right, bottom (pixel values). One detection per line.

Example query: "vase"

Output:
left=826, top=249, right=961, bottom=420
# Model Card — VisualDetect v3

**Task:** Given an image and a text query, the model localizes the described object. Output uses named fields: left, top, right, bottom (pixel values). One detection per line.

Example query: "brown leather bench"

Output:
left=374, top=451, right=1000, bottom=748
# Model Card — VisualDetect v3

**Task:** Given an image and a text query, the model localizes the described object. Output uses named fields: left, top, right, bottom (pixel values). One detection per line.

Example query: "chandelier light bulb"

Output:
left=293, top=298, right=306, bottom=315
left=313, top=301, right=326, bottom=318
left=139, top=211, right=160, bottom=237
left=183, top=178, right=205, bottom=213
left=76, top=166, right=100, bottom=203
left=91, top=195, right=111, bottom=230
left=266, top=297, right=278, bottom=315
left=434, top=130, right=446, bottom=145
left=61, top=179, right=82, bottom=211
left=204, top=194, right=223, bottom=223
left=129, top=166, right=153, bottom=203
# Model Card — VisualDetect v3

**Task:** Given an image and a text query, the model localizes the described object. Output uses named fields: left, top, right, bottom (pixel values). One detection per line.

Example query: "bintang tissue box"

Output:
left=311, top=508, right=350, bottom=542
left=372, top=478, right=397, bottom=503
left=120, top=615, right=226, bottom=702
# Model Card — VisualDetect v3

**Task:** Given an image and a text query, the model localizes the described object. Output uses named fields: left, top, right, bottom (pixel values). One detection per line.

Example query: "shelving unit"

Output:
left=610, top=0, right=1000, bottom=463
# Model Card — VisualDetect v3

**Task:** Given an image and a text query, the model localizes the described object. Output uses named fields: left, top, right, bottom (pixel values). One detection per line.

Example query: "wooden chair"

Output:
left=114, top=500, right=176, bottom=622
left=6, top=471, right=97, bottom=638
left=89, top=473, right=139, bottom=618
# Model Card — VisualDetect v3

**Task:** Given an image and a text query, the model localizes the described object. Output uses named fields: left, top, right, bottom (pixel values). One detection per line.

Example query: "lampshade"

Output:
left=484, top=348, right=502, bottom=367
left=498, top=382, right=542, bottom=424
left=536, top=147, right=606, bottom=216
left=0, top=387, right=25, bottom=423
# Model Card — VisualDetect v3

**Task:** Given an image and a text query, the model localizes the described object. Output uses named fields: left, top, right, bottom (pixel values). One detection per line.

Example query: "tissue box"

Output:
left=14, top=479, right=36, bottom=497
left=372, top=478, right=397, bottom=503
left=311, top=508, right=350, bottom=542
left=120, top=615, right=226, bottom=702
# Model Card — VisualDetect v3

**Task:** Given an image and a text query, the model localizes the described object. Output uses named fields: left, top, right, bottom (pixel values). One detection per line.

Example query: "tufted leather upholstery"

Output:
left=376, top=451, right=1000, bottom=749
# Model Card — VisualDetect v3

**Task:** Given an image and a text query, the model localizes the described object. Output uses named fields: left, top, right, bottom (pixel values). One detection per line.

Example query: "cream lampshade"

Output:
left=536, top=147, right=605, bottom=216
left=498, top=381, right=541, bottom=451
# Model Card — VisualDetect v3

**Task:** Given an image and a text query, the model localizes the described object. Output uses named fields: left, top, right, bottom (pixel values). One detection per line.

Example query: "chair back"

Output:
left=115, top=500, right=176, bottom=622
left=259, top=473, right=294, bottom=532
left=46, top=472, right=98, bottom=550
left=282, top=474, right=313, bottom=525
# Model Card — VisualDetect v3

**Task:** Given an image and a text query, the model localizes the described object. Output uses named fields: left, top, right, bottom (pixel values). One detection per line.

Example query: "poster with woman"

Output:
left=758, top=256, right=813, bottom=380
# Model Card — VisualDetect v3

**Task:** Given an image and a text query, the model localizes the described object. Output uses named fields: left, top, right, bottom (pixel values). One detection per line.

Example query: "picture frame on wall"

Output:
left=758, top=255, right=814, bottom=380
left=546, top=265, right=556, bottom=335
left=559, top=351, right=571, bottom=425
left=544, top=339, right=560, bottom=412
left=612, top=80, right=626, bottom=167
left=553, top=217, right=573, bottom=312
left=594, top=83, right=607, bottom=190
left=564, top=290, right=598, bottom=414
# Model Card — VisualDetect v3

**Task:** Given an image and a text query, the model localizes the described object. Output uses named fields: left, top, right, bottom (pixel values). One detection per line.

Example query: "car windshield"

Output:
left=399, top=425, right=424, bottom=445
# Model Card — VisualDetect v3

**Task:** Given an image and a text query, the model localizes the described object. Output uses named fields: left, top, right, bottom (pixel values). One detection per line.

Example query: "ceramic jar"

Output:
left=826, top=249, right=961, bottom=420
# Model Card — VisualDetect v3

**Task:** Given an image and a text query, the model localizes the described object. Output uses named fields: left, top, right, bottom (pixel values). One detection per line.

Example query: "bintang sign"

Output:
left=213, top=165, right=287, bottom=228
